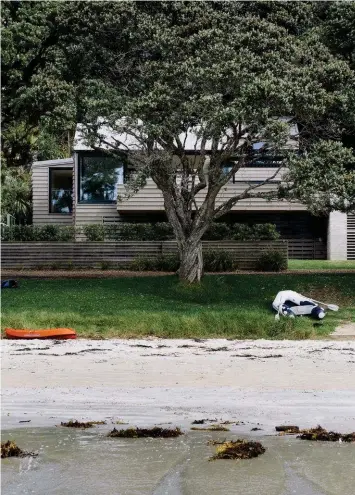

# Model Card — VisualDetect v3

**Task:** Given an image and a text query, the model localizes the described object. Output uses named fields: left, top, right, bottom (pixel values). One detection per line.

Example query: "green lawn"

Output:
left=288, top=260, right=355, bottom=270
left=2, top=275, right=354, bottom=339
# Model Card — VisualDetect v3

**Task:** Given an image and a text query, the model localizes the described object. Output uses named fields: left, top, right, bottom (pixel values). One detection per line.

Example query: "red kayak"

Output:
left=5, top=328, right=77, bottom=340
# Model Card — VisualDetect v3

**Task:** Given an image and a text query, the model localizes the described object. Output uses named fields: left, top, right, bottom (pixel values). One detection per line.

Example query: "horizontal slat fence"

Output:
left=287, top=239, right=326, bottom=260
left=2, top=241, right=288, bottom=270
left=347, top=214, right=355, bottom=260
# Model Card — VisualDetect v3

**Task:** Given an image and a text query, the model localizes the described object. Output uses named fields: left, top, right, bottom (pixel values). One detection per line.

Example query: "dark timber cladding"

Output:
left=348, top=214, right=355, bottom=259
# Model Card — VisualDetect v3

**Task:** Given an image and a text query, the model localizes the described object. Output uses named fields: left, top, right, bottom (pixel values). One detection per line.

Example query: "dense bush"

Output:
left=130, top=250, right=237, bottom=272
left=2, top=221, right=280, bottom=242
left=256, top=250, right=287, bottom=272
left=1, top=224, right=76, bottom=241
left=129, top=254, right=180, bottom=272
left=82, top=224, right=105, bottom=241
left=204, top=250, right=238, bottom=271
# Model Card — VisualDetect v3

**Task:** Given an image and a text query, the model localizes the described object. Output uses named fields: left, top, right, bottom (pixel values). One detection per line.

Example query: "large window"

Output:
left=49, top=168, right=73, bottom=214
left=78, top=154, right=124, bottom=202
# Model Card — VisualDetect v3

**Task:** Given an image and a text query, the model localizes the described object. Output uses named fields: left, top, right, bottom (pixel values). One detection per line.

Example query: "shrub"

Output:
left=256, top=250, right=287, bottom=272
left=250, top=223, right=280, bottom=240
left=204, top=250, right=238, bottom=272
left=230, top=223, right=254, bottom=241
left=83, top=224, right=105, bottom=241
left=100, top=260, right=111, bottom=270
left=1, top=225, right=76, bottom=241
left=203, top=223, right=232, bottom=240
left=57, top=226, right=76, bottom=241
left=105, top=222, right=174, bottom=241
left=129, top=254, right=179, bottom=272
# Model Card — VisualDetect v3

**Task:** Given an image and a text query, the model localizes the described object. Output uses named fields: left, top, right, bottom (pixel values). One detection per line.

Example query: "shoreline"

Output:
left=2, top=339, right=355, bottom=432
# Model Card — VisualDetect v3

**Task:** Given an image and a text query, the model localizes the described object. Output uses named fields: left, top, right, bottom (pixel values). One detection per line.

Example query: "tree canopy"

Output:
left=2, top=1, right=355, bottom=280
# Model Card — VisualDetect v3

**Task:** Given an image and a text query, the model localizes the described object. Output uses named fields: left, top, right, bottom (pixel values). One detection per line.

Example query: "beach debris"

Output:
left=297, top=425, right=355, bottom=442
left=191, top=424, right=230, bottom=431
left=275, top=425, right=300, bottom=434
left=206, top=346, right=229, bottom=352
left=115, top=420, right=129, bottom=425
left=19, top=420, right=31, bottom=423
left=272, top=290, right=338, bottom=321
left=1, top=441, right=37, bottom=459
left=210, top=440, right=265, bottom=460
left=108, top=427, right=183, bottom=438
left=192, top=419, right=206, bottom=424
left=60, top=420, right=106, bottom=428
left=251, top=427, right=262, bottom=431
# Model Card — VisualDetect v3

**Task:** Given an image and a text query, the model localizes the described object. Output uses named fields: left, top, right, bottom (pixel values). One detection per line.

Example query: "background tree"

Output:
left=1, top=159, right=32, bottom=224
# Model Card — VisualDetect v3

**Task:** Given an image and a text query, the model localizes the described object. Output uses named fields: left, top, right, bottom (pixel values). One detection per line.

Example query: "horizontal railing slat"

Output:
left=2, top=239, right=328, bottom=268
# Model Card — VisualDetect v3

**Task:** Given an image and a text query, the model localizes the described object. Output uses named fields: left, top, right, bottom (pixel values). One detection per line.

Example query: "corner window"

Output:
left=79, top=154, right=124, bottom=203
left=49, top=168, right=73, bottom=214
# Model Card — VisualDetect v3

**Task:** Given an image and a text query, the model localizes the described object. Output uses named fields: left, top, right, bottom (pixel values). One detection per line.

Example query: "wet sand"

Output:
left=2, top=339, right=355, bottom=432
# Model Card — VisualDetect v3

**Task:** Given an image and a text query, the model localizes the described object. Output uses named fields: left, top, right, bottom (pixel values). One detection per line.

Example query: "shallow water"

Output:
left=2, top=426, right=355, bottom=495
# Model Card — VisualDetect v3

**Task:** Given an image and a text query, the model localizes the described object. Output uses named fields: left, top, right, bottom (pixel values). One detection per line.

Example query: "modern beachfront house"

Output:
left=31, top=122, right=354, bottom=260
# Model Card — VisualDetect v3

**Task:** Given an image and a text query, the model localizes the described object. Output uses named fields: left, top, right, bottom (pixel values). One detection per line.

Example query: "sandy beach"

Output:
left=2, top=338, right=355, bottom=433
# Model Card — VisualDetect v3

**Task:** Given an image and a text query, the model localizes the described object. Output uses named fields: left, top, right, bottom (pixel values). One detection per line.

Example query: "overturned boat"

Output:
left=272, top=291, right=339, bottom=320
left=5, top=328, right=77, bottom=340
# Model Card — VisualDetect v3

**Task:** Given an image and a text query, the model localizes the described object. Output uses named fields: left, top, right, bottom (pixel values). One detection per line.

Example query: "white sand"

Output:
left=2, top=339, right=355, bottom=432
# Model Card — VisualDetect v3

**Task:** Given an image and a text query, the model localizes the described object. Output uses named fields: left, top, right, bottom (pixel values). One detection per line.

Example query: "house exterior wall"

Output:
left=116, top=173, right=306, bottom=212
left=32, top=158, right=74, bottom=225
left=327, top=211, right=348, bottom=260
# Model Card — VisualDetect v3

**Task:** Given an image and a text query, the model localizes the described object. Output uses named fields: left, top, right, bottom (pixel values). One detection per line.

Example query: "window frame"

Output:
left=48, top=167, right=73, bottom=215
left=77, top=152, right=126, bottom=204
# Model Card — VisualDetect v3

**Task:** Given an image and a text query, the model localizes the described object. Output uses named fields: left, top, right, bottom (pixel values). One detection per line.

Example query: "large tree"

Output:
left=77, top=1, right=355, bottom=282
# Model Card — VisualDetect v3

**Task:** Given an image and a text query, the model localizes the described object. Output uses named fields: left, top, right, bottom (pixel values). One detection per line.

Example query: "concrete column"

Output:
left=327, top=211, right=347, bottom=260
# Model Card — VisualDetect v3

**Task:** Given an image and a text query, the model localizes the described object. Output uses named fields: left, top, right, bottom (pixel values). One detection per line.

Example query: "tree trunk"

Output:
left=178, top=239, right=203, bottom=283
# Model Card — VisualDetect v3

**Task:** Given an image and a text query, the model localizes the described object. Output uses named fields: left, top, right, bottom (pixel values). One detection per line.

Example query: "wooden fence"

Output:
left=1, top=241, right=288, bottom=270
left=287, top=239, right=326, bottom=260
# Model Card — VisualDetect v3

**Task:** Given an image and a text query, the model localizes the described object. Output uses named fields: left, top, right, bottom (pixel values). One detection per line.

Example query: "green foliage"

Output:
left=1, top=225, right=76, bottom=242
left=129, top=254, right=180, bottom=272
left=283, top=141, right=355, bottom=214
left=204, top=223, right=280, bottom=241
left=204, top=250, right=238, bottom=272
left=100, top=260, right=111, bottom=270
left=257, top=250, right=287, bottom=272
left=106, top=222, right=279, bottom=241
left=82, top=224, right=105, bottom=242
left=203, top=223, right=231, bottom=241
left=1, top=164, right=32, bottom=224
left=130, top=250, right=237, bottom=272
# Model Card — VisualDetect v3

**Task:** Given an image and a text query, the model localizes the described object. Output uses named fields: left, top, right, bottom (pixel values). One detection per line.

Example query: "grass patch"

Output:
left=288, top=260, right=355, bottom=270
left=2, top=275, right=354, bottom=339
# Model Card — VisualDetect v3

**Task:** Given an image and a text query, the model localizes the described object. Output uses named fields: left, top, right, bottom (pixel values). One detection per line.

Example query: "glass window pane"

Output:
left=49, top=169, right=73, bottom=214
left=79, top=155, right=124, bottom=202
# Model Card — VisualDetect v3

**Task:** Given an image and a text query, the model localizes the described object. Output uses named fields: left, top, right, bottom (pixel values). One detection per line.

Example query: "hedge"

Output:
left=1, top=222, right=280, bottom=242
left=1, top=225, right=76, bottom=242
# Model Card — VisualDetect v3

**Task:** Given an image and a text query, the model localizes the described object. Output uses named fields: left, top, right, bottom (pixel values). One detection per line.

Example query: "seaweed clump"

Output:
left=60, top=420, right=106, bottom=428
left=108, top=427, right=183, bottom=438
left=210, top=440, right=265, bottom=460
left=275, top=425, right=300, bottom=435
left=297, top=425, right=355, bottom=442
left=1, top=441, right=37, bottom=459
left=191, top=425, right=230, bottom=432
